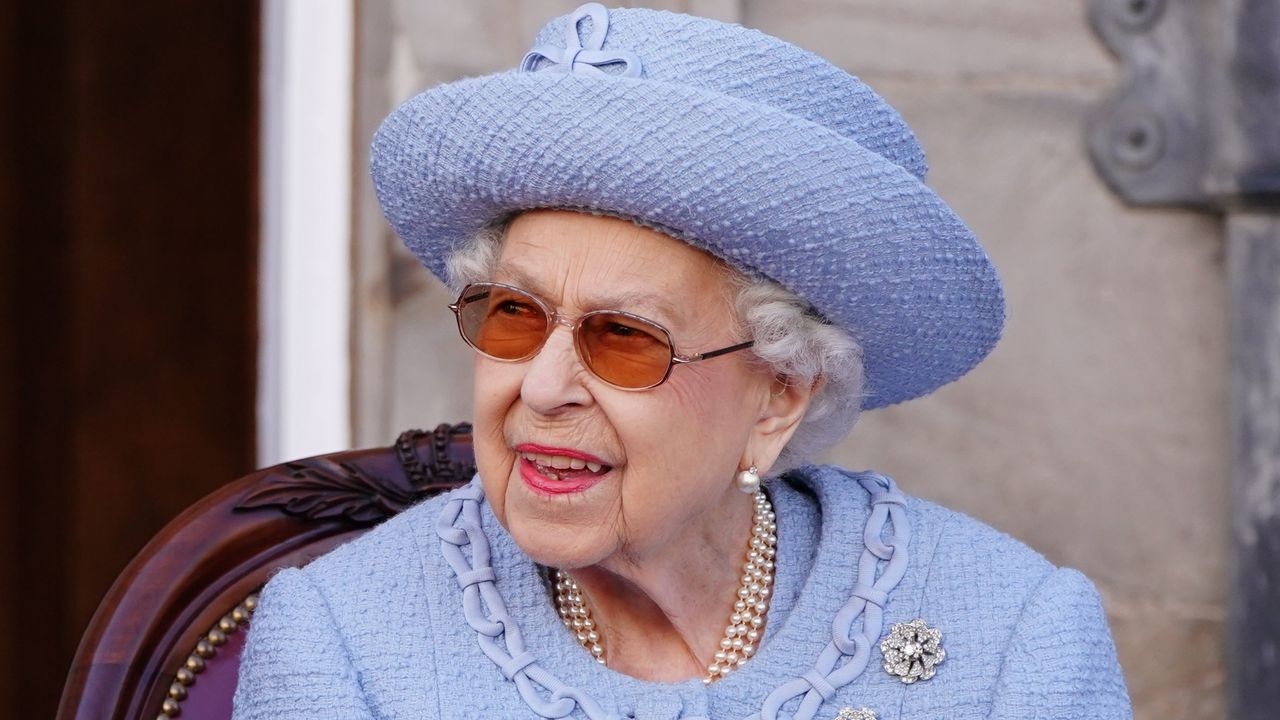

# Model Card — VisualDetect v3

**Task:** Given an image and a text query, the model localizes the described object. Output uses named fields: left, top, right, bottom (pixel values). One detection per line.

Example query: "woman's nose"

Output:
left=519, top=325, right=593, bottom=415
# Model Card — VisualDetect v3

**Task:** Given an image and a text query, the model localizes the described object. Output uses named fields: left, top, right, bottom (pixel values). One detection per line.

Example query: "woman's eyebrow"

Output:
left=490, top=264, right=558, bottom=303
left=492, top=263, right=683, bottom=324
left=592, top=290, right=683, bottom=325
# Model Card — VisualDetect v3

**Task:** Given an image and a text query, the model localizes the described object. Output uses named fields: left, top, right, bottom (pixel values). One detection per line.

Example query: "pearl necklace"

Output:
left=555, top=489, right=778, bottom=684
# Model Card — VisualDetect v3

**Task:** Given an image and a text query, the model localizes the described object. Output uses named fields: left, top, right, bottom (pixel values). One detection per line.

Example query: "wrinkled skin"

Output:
left=469, top=209, right=813, bottom=681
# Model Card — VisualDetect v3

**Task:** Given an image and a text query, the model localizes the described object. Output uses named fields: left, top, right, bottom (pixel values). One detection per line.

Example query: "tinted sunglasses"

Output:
left=449, top=282, right=754, bottom=390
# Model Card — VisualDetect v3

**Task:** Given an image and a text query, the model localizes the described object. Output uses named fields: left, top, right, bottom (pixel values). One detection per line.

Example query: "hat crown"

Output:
left=526, top=3, right=928, bottom=180
left=370, top=2, right=1004, bottom=409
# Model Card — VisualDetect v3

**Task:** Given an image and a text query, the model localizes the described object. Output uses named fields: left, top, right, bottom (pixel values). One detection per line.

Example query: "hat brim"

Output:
left=372, top=71, right=1004, bottom=409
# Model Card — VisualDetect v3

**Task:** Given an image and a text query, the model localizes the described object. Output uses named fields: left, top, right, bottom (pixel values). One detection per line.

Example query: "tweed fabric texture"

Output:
left=370, top=4, right=1005, bottom=409
left=233, top=466, right=1132, bottom=719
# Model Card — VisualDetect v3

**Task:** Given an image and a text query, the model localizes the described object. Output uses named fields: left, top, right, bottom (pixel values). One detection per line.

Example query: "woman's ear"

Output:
left=746, top=375, right=820, bottom=476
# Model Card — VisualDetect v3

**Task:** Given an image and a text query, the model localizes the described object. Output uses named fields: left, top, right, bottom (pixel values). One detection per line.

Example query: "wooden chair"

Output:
left=57, top=423, right=476, bottom=720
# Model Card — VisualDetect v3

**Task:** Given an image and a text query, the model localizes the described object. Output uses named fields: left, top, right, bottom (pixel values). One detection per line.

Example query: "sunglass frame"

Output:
left=448, top=281, right=754, bottom=391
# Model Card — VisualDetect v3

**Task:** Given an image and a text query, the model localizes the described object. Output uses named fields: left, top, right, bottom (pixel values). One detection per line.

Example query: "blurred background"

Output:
left=5, top=1, right=1273, bottom=718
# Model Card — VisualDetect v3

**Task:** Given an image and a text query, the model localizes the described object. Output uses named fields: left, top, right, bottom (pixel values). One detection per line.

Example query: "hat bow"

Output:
left=520, top=2, right=642, bottom=78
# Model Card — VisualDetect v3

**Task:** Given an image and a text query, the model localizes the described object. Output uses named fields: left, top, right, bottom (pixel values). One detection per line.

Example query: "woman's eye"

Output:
left=603, top=321, right=665, bottom=346
left=496, top=300, right=537, bottom=316
left=608, top=322, right=639, bottom=336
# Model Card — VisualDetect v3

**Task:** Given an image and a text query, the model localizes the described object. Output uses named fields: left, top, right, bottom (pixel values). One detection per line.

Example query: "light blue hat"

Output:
left=371, top=3, right=1005, bottom=409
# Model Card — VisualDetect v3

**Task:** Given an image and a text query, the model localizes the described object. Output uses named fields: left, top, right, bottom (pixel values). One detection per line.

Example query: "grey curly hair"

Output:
left=444, top=219, right=865, bottom=472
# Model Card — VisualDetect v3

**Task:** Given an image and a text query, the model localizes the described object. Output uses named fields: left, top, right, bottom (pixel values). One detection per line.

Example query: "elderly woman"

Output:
left=234, top=4, right=1131, bottom=720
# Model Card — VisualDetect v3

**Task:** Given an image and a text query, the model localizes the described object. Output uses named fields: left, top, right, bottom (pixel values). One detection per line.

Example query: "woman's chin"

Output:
left=506, top=514, right=614, bottom=570
left=490, top=457, right=623, bottom=568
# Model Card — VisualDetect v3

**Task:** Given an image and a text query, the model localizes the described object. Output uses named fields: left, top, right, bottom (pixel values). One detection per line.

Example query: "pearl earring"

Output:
left=736, top=465, right=760, bottom=494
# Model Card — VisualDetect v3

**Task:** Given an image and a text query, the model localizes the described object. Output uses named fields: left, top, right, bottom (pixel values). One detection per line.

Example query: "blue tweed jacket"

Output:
left=232, top=465, right=1132, bottom=719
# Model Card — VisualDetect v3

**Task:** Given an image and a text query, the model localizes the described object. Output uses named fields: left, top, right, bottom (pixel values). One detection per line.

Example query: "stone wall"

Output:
left=351, top=3, right=1227, bottom=716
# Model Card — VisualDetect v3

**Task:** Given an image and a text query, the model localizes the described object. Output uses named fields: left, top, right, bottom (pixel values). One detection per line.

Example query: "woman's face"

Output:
left=471, top=210, right=783, bottom=571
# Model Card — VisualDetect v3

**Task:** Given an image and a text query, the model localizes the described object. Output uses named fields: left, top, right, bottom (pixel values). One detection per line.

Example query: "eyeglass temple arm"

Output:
left=448, top=290, right=492, bottom=312
left=675, top=340, right=755, bottom=364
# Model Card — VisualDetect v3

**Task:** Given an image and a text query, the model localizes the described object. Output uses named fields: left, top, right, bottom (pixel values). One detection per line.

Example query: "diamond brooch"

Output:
left=881, top=618, right=945, bottom=683
left=834, top=708, right=876, bottom=720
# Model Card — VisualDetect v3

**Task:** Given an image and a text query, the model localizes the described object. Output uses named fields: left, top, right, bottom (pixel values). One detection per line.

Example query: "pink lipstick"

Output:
left=515, top=444, right=612, bottom=496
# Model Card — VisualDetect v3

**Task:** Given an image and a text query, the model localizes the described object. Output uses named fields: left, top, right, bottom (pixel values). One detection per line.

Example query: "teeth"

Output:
left=519, top=451, right=608, bottom=474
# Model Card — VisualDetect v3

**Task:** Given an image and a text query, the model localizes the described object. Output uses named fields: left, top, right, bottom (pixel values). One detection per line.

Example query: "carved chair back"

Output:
left=56, top=424, right=476, bottom=720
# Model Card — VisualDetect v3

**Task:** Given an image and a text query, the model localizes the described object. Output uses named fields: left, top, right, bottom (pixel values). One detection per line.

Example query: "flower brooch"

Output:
left=828, top=620, right=943, bottom=718
left=880, top=618, right=945, bottom=684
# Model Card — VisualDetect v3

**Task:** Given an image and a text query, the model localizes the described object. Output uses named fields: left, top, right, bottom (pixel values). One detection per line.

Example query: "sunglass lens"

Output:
left=456, top=284, right=548, bottom=360
left=578, top=312, right=673, bottom=388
